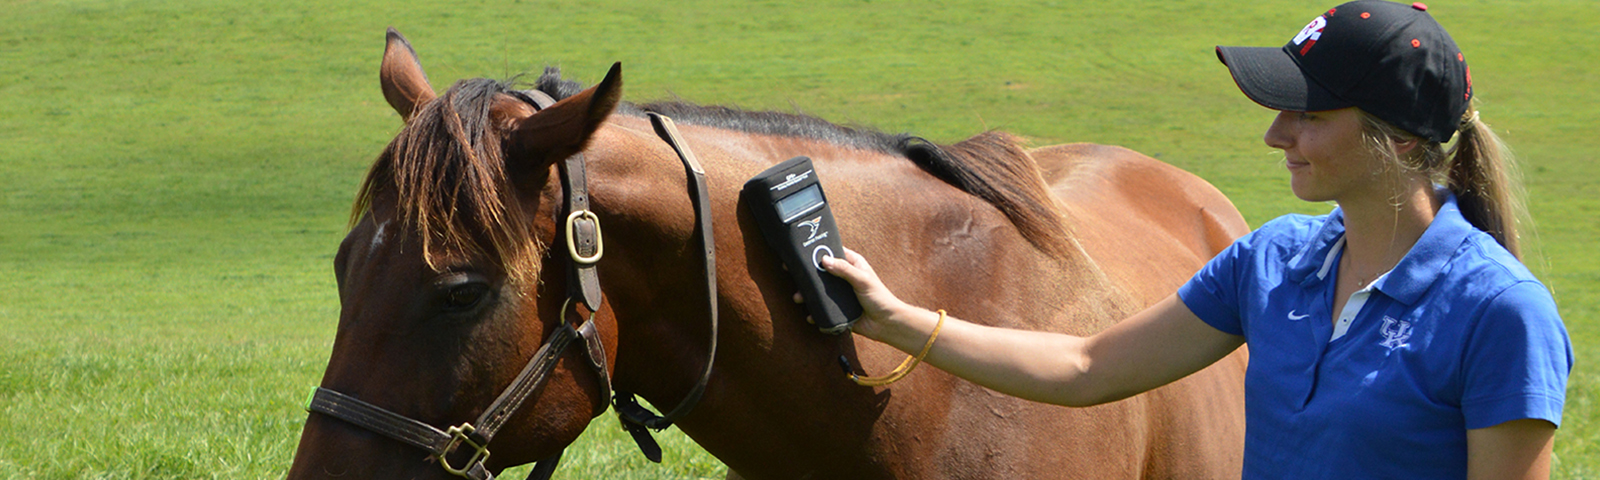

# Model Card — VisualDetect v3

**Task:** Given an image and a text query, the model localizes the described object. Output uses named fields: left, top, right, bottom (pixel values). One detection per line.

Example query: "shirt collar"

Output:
left=1284, top=190, right=1473, bottom=306
left=1286, top=207, right=1349, bottom=286
left=1377, top=190, right=1473, bottom=305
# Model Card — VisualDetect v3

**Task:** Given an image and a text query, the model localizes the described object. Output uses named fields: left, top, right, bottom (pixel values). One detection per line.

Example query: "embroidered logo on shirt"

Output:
left=1379, top=316, right=1413, bottom=349
left=1287, top=310, right=1310, bottom=321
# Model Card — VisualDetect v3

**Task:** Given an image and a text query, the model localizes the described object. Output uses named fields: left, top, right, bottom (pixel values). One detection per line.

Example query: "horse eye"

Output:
left=442, top=283, right=490, bottom=311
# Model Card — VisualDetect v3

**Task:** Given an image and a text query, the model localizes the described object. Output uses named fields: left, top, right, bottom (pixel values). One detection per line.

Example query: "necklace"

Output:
left=1340, top=252, right=1392, bottom=288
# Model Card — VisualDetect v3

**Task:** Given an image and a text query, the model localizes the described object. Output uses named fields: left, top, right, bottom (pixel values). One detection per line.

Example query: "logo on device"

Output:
left=800, top=216, right=830, bottom=247
left=770, top=170, right=814, bottom=192
left=797, top=216, right=823, bottom=241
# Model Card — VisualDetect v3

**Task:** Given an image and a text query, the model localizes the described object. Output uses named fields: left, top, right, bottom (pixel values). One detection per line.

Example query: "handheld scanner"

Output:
left=743, top=156, right=863, bottom=334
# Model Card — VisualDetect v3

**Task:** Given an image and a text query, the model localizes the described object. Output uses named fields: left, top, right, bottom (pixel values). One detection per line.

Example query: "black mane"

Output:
left=530, top=66, right=915, bottom=155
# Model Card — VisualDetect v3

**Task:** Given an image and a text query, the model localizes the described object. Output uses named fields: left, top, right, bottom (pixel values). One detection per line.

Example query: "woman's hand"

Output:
left=790, top=248, right=908, bottom=340
left=823, top=248, right=905, bottom=320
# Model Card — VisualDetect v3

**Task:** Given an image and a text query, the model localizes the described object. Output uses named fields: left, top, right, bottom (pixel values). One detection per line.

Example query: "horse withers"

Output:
left=287, top=28, right=1248, bottom=479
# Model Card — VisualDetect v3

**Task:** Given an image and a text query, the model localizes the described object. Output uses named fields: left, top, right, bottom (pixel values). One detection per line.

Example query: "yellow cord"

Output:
left=849, top=309, right=946, bottom=386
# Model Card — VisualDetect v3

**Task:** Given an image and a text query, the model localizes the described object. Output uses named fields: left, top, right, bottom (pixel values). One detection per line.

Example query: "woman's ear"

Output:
left=1392, top=137, right=1421, bottom=156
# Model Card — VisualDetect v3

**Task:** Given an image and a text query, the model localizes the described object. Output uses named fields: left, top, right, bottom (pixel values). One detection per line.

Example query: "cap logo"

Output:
left=1293, top=16, right=1327, bottom=55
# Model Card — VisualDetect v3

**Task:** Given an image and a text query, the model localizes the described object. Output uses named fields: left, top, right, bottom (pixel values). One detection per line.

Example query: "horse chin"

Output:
left=480, top=392, right=599, bottom=470
left=286, top=414, right=460, bottom=480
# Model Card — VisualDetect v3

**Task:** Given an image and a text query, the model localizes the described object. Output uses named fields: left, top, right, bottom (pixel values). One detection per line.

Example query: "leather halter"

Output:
left=304, top=89, right=719, bottom=480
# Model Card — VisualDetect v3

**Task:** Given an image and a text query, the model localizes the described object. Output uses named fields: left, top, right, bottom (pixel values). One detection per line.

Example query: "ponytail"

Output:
left=1359, top=106, right=1531, bottom=260
left=1446, top=108, right=1529, bottom=259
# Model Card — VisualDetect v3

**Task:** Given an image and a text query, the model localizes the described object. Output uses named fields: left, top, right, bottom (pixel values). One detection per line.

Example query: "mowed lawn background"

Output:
left=1, top=0, right=1593, bottom=478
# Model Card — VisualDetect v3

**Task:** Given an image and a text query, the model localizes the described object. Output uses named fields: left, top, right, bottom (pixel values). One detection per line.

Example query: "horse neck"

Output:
left=576, top=119, right=1123, bottom=433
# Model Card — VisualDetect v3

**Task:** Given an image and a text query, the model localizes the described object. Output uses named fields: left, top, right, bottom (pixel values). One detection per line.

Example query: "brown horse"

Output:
left=287, top=29, right=1249, bottom=479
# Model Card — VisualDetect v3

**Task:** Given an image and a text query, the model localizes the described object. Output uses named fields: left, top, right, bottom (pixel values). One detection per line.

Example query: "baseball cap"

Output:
left=1217, top=1, right=1472, bottom=143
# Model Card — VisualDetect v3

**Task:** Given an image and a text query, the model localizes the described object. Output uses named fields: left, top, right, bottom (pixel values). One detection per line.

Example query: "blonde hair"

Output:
left=1358, top=105, right=1530, bottom=259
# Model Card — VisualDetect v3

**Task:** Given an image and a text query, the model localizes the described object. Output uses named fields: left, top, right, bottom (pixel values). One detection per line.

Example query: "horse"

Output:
left=287, top=28, right=1249, bottom=479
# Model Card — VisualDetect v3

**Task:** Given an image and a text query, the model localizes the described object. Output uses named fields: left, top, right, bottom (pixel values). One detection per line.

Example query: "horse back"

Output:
left=1034, top=143, right=1248, bottom=304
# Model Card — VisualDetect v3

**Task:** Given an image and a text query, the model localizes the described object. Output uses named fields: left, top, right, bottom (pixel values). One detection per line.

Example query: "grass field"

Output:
left=1, top=0, right=1595, bottom=477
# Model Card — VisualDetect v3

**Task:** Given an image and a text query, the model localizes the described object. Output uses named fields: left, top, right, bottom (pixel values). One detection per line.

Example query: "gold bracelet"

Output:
left=848, top=309, right=946, bottom=386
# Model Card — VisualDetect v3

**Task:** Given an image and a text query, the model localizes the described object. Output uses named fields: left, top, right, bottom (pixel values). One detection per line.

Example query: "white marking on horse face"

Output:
left=368, top=220, right=390, bottom=260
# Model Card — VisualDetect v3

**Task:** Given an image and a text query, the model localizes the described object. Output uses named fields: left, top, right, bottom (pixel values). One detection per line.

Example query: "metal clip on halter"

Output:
left=439, top=423, right=490, bottom=477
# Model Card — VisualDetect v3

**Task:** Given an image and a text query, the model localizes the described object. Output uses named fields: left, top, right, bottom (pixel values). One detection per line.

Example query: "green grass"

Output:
left=1, top=0, right=1595, bottom=477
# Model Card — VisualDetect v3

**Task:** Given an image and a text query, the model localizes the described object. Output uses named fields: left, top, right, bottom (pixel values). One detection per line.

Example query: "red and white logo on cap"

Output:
left=1293, top=16, right=1327, bottom=55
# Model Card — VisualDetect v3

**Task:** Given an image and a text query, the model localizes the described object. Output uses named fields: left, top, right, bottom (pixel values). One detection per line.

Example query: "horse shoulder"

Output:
left=1031, top=143, right=1250, bottom=478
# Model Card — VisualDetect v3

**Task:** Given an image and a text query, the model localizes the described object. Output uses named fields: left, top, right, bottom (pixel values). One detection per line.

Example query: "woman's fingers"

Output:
left=842, top=247, right=869, bottom=270
left=819, top=247, right=906, bottom=327
left=822, top=248, right=878, bottom=291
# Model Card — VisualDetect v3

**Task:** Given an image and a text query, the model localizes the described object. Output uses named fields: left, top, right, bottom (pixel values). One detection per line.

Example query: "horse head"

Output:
left=287, top=28, right=632, bottom=479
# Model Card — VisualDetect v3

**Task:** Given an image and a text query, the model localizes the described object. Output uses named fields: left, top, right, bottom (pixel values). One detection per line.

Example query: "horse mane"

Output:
left=905, top=132, right=1075, bottom=260
left=351, top=78, right=542, bottom=283
left=535, top=67, right=1075, bottom=260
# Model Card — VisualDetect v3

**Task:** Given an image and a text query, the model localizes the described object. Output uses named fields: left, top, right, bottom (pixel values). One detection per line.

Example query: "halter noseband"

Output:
left=304, top=90, right=719, bottom=480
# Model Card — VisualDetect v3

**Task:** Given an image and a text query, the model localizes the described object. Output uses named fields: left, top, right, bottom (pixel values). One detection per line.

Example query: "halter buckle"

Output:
left=438, top=423, right=490, bottom=477
left=565, top=210, right=604, bottom=264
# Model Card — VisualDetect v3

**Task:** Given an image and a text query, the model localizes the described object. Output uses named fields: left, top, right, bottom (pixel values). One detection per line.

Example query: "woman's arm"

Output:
left=1467, top=419, right=1555, bottom=480
left=822, top=248, right=1244, bottom=406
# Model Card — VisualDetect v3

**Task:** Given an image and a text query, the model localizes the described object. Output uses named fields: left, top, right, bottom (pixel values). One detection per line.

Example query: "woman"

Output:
left=819, top=1, right=1572, bottom=478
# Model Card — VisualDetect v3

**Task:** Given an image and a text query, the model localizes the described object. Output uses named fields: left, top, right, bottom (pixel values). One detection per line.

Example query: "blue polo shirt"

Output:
left=1178, top=193, right=1571, bottom=479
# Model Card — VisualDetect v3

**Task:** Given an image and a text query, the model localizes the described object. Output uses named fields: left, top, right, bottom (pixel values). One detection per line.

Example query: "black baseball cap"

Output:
left=1217, top=1, right=1472, bottom=143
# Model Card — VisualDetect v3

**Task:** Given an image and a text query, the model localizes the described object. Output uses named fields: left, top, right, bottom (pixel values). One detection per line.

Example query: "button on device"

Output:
left=812, top=245, right=835, bottom=271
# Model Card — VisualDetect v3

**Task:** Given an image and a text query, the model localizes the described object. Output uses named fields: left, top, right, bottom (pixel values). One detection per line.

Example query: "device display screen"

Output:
left=776, top=184, right=825, bottom=222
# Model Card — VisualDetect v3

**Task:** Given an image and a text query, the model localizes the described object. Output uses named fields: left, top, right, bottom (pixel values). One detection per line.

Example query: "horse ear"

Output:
left=510, top=62, right=623, bottom=159
left=380, top=27, right=436, bottom=122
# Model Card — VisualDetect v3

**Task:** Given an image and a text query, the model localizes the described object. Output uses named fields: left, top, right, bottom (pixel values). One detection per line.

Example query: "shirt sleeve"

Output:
left=1460, top=280, right=1573, bottom=429
left=1178, top=236, right=1249, bottom=336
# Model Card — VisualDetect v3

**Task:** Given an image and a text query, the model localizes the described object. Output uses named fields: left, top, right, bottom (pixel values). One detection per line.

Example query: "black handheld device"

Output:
left=743, top=156, right=863, bottom=334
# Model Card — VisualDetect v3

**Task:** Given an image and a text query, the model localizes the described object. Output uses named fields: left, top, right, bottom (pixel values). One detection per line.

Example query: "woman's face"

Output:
left=1263, top=107, right=1387, bottom=203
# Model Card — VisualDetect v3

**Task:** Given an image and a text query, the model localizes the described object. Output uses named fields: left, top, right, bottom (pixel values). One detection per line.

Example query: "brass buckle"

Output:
left=565, top=210, right=604, bottom=264
left=438, top=423, right=490, bottom=477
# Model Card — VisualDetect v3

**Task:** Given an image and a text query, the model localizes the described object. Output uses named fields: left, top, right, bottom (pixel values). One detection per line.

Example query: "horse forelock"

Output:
left=352, top=78, right=544, bottom=284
